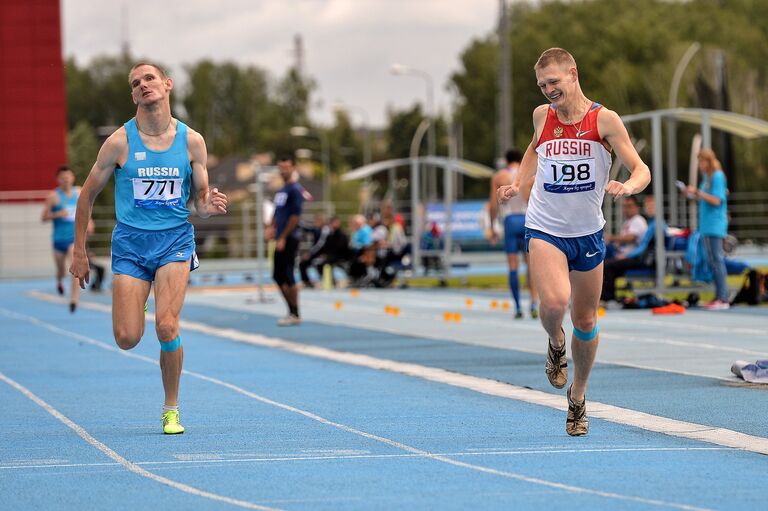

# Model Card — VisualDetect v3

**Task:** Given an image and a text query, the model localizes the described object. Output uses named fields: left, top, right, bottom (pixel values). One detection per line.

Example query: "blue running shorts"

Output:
left=524, top=228, right=605, bottom=272
left=503, top=214, right=526, bottom=254
left=111, top=222, right=198, bottom=282
left=53, top=239, right=74, bottom=253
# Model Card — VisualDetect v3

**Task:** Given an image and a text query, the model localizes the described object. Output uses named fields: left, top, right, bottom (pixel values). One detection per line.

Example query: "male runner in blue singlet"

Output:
left=42, top=165, right=80, bottom=312
left=69, top=63, right=228, bottom=434
left=498, top=48, right=650, bottom=435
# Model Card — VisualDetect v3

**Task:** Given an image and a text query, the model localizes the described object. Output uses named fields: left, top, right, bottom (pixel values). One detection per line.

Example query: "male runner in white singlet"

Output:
left=498, top=48, right=650, bottom=435
left=489, top=149, right=539, bottom=319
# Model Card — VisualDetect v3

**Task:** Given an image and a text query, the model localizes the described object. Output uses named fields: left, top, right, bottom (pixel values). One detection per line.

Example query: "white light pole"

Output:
left=669, top=42, right=701, bottom=109
left=409, top=119, right=431, bottom=278
left=290, top=126, right=332, bottom=215
left=446, top=81, right=465, bottom=198
left=390, top=63, right=436, bottom=200
left=667, top=42, right=701, bottom=227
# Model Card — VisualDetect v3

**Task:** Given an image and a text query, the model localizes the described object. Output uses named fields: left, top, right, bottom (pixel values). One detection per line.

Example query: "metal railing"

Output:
left=604, top=191, right=768, bottom=246
left=2, top=190, right=765, bottom=279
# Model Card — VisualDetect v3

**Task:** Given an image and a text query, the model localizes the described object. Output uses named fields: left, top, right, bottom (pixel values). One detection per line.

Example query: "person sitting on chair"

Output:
left=601, top=195, right=664, bottom=305
left=605, top=195, right=647, bottom=259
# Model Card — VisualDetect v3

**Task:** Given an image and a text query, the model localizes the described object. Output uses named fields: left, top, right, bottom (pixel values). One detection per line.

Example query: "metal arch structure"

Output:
left=341, top=157, right=495, bottom=182
left=341, top=157, right=495, bottom=277
left=620, top=108, right=768, bottom=292
left=622, top=108, right=768, bottom=140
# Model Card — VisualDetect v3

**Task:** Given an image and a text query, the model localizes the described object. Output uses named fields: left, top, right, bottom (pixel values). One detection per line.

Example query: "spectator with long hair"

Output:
left=687, top=148, right=729, bottom=310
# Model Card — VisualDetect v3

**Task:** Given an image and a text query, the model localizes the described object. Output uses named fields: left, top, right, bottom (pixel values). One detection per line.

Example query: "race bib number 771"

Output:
left=543, top=158, right=595, bottom=194
left=132, top=178, right=183, bottom=209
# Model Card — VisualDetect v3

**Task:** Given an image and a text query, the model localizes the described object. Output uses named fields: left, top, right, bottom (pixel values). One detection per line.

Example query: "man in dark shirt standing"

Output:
left=268, top=154, right=304, bottom=325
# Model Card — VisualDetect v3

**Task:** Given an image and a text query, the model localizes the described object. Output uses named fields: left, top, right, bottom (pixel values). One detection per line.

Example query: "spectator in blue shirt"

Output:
left=347, top=214, right=374, bottom=285
left=687, top=148, right=729, bottom=310
left=349, top=214, right=373, bottom=249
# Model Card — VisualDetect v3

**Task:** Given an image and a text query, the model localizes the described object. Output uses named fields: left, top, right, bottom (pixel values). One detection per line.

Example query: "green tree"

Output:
left=182, top=60, right=273, bottom=156
left=67, top=121, right=99, bottom=182
left=181, top=62, right=314, bottom=158
left=275, top=67, right=314, bottom=129
left=67, top=120, right=114, bottom=209
left=67, top=120, right=114, bottom=251
left=385, top=104, right=426, bottom=159
left=64, top=57, right=98, bottom=129
left=449, top=0, right=768, bottom=191
left=451, top=38, right=498, bottom=168
left=329, top=110, right=363, bottom=170
left=65, top=54, right=173, bottom=130
left=88, top=54, right=145, bottom=127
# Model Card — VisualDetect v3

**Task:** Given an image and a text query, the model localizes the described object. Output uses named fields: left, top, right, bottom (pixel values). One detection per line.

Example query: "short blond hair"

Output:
left=534, top=48, right=577, bottom=71
left=128, top=62, right=168, bottom=84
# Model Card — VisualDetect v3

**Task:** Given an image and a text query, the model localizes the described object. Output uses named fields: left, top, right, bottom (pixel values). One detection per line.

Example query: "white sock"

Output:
left=163, top=405, right=178, bottom=413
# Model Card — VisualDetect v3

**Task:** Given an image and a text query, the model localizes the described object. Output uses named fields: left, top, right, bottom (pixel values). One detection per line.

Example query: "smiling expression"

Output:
left=536, top=63, right=577, bottom=106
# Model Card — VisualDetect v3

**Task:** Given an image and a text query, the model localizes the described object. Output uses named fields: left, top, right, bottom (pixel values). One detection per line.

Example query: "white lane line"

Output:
left=21, top=295, right=768, bottom=456
left=3, top=307, right=712, bottom=511
left=182, top=322, right=768, bottom=456
left=181, top=291, right=768, bottom=375
left=0, top=370, right=281, bottom=511
left=623, top=317, right=766, bottom=336
left=0, top=446, right=730, bottom=471
left=300, top=296, right=768, bottom=355
left=603, top=334, right=768, bottom=358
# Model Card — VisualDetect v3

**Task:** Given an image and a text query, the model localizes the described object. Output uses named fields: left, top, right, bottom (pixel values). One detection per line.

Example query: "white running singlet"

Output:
left=526, top=102, right=612, bottom=238
left=499, top=165, right=527, bottom=217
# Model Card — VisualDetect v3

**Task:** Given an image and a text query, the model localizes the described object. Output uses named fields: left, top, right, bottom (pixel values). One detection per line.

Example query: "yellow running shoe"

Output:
left=162, top=409, right=185, bottom=435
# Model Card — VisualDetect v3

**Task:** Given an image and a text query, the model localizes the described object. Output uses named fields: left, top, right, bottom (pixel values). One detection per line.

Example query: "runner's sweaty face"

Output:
left=129, top=65, right=172, bottom=106
left=536, top=63, right=576, bottom=107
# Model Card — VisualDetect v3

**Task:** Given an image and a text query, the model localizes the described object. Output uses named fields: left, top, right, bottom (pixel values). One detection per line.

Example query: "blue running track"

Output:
left=1, top=279, right=767, bottom=510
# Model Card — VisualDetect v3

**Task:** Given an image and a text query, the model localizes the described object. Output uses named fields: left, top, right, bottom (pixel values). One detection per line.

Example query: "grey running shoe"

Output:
left=566, top=385, right=588, bottom=436
left=277, top=314, right=302, bottom=326
left=545, top=330, right=568, bottom=389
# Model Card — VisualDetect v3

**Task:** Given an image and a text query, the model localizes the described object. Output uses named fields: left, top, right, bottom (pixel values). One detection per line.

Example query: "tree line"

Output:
left=452, top=0, right=768, bottom=191
left=66, top=0, right=768, bottom=206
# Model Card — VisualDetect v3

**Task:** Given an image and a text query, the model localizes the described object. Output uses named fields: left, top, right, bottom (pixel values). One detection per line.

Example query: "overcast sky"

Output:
left=62, top=0, right=500, bottom=127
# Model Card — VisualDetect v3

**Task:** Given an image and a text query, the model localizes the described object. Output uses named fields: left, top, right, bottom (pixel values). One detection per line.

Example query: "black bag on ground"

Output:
left=731, top=269, right=765, bottom=306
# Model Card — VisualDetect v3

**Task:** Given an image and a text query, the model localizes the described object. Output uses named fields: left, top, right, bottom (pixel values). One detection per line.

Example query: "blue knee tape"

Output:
left=160, top=335, right=182, bottom=352
left=573, top=325, right=598, bottom=341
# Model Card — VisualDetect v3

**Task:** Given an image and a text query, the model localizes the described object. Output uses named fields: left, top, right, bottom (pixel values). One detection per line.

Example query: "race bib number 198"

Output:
left=543, top=158, right=595, bottom=194
left=132, top=178, right=183, bottom=209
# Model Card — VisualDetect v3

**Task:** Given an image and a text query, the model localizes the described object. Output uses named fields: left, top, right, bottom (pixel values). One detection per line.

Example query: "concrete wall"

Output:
left=0, top=203, right=55, bottom=279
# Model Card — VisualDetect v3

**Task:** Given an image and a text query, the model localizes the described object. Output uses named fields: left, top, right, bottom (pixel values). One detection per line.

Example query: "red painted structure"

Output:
left=0, top=1, right=67, bottom=193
